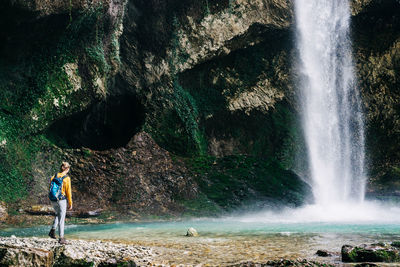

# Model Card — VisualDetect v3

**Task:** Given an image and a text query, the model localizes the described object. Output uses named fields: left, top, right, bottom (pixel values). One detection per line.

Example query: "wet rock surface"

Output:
left=352, top=0, right=400, bottom=196
left=0, top=237, right=155, bottom=267
left=341, top=243, right=400, bottom=262
left=61, top=131, right=198, bottom=214
left=316, top=249, right=332, bottom=257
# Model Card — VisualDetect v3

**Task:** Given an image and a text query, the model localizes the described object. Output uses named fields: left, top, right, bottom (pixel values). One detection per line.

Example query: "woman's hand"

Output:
left=68, top=205, right=73, bottom=211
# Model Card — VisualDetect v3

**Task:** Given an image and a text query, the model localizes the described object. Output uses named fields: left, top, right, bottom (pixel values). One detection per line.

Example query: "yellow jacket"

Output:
left=51, top=173, right=73, bottom=207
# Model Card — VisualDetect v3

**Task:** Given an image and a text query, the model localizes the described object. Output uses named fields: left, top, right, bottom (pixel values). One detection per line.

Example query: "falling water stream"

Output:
left=296, top=0, right=366, bottom=206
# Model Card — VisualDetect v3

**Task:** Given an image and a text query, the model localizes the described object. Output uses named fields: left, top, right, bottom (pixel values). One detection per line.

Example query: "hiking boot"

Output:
left=48, top=228, right=56, bottom=239
left=59, top=237, right=68, bottom=245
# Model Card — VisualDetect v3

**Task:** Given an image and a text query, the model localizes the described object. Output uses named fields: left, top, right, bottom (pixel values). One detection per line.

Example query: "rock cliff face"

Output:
left=352, top=0, right=400, bottom=197
left=0, top=0, right=399, bottom=216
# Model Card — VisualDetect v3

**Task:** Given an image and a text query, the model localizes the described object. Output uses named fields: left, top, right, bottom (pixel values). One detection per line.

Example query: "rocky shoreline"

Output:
left=3, top=236, right=400, bottom=266
left=0, top=234, right=336, bottom=267
left=0, top=237, right=156, bottom=267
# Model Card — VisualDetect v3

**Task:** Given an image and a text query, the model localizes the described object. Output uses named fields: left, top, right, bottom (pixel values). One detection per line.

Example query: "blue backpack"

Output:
left=49, top=174, right=66, bottom=202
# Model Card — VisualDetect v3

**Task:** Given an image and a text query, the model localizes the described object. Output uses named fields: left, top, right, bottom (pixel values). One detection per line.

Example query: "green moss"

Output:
left=204, top=0, right=211, bottom=16
left=172, top=80, right=207, bottom=154
left=0, top=6, right=113, bottom=203
left=346, top=247, right=399, bottom=262
left=85, top=44, right=110, bottom=75
left=0, top=135, right=49, bottom=202
left=152, top=15, right=207, bottom=156
left=185, top=154, right=311, bottom=210
left=178, top=193, right=223, bottom=217
left=0, top=15, right=96, bottom=134
left=148, top=109, right=199, bottom=156
left=110, top=33, right=122, bottom=66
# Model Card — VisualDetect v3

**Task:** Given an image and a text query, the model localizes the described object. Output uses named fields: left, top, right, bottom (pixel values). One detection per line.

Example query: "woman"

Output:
left=48, top=162, right=73, bottom=244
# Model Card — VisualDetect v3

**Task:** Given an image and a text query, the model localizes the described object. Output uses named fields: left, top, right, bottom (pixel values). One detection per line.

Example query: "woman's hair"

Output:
left=60, top=162, right=71, bottom=172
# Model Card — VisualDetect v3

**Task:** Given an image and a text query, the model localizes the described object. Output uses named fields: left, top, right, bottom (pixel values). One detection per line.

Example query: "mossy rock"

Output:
left=342, top=244, right=400, bottom=263
left=392, top=242, right=400, bottom=248
left=184, top=154, right=312, bottom=211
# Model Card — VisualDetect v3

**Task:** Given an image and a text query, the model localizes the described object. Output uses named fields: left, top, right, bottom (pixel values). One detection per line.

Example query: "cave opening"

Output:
left=46, top=94, right=145, bottom=150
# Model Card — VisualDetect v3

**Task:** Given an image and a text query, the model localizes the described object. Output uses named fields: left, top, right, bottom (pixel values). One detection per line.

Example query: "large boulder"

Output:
left=0, top=246, right=53, bottom=267
left=341, top=243, right=400, bottom=262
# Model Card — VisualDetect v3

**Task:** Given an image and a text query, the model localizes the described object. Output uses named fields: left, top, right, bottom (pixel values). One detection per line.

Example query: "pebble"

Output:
left=186, top=227, right=199, bottom=237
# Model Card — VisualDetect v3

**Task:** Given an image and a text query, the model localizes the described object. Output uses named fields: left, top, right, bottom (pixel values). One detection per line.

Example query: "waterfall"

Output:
left=295, top=0, right=366, bottom=205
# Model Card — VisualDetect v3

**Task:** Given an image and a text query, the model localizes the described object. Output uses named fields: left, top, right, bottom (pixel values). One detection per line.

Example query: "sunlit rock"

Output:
left=186, top=227, right=199, bottom=237
left=0, top=237, right=154, bottom=266
left=0, top=246, right=53, bottom=267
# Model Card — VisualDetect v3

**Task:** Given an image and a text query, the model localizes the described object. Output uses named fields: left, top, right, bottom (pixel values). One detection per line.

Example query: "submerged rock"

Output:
left=341, top=243, right=400, bottom=262
left=186, top=227, right=199, bottom=237
left=0, top=237, right=155, bottom=267
left=316, top=249, right=331, bottom=257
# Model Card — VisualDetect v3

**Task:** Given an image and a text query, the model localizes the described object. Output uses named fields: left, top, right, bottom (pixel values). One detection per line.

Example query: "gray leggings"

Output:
left=51, top=199, right=66, bottom=238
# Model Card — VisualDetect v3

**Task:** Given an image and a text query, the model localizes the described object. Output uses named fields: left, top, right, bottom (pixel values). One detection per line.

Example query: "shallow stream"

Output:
left=2, top=209, right=400, bottom=266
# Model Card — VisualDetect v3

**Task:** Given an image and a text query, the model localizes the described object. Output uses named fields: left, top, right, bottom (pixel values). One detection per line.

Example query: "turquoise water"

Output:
left=2, top=219, right=400, bottom=265
left=2, top=220, right=400, bottom=238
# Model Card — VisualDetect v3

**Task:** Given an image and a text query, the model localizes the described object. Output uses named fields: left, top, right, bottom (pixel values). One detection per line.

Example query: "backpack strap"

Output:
left=54, top=174, right=67, bottom=180
left=50, top=173, right=58, bottom=186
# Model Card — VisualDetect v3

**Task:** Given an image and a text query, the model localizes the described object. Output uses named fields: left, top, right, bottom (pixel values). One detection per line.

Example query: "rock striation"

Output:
left=0, top=237, right=154, bottom=267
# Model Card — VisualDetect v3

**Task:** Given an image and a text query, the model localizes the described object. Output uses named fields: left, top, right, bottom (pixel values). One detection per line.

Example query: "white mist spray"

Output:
left=233, top=1, right=400, bottom=223
left=295, top=0, right=366, bottom=205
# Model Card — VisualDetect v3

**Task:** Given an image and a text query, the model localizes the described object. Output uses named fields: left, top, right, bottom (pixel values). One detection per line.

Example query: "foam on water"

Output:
left=232, top=201, right=400, bottom=224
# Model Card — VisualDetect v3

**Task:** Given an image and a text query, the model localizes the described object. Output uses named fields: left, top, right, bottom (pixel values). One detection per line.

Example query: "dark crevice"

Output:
left=352, top=0, right=400, bottom=53
left=46, top=94, right=145, bottom=150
